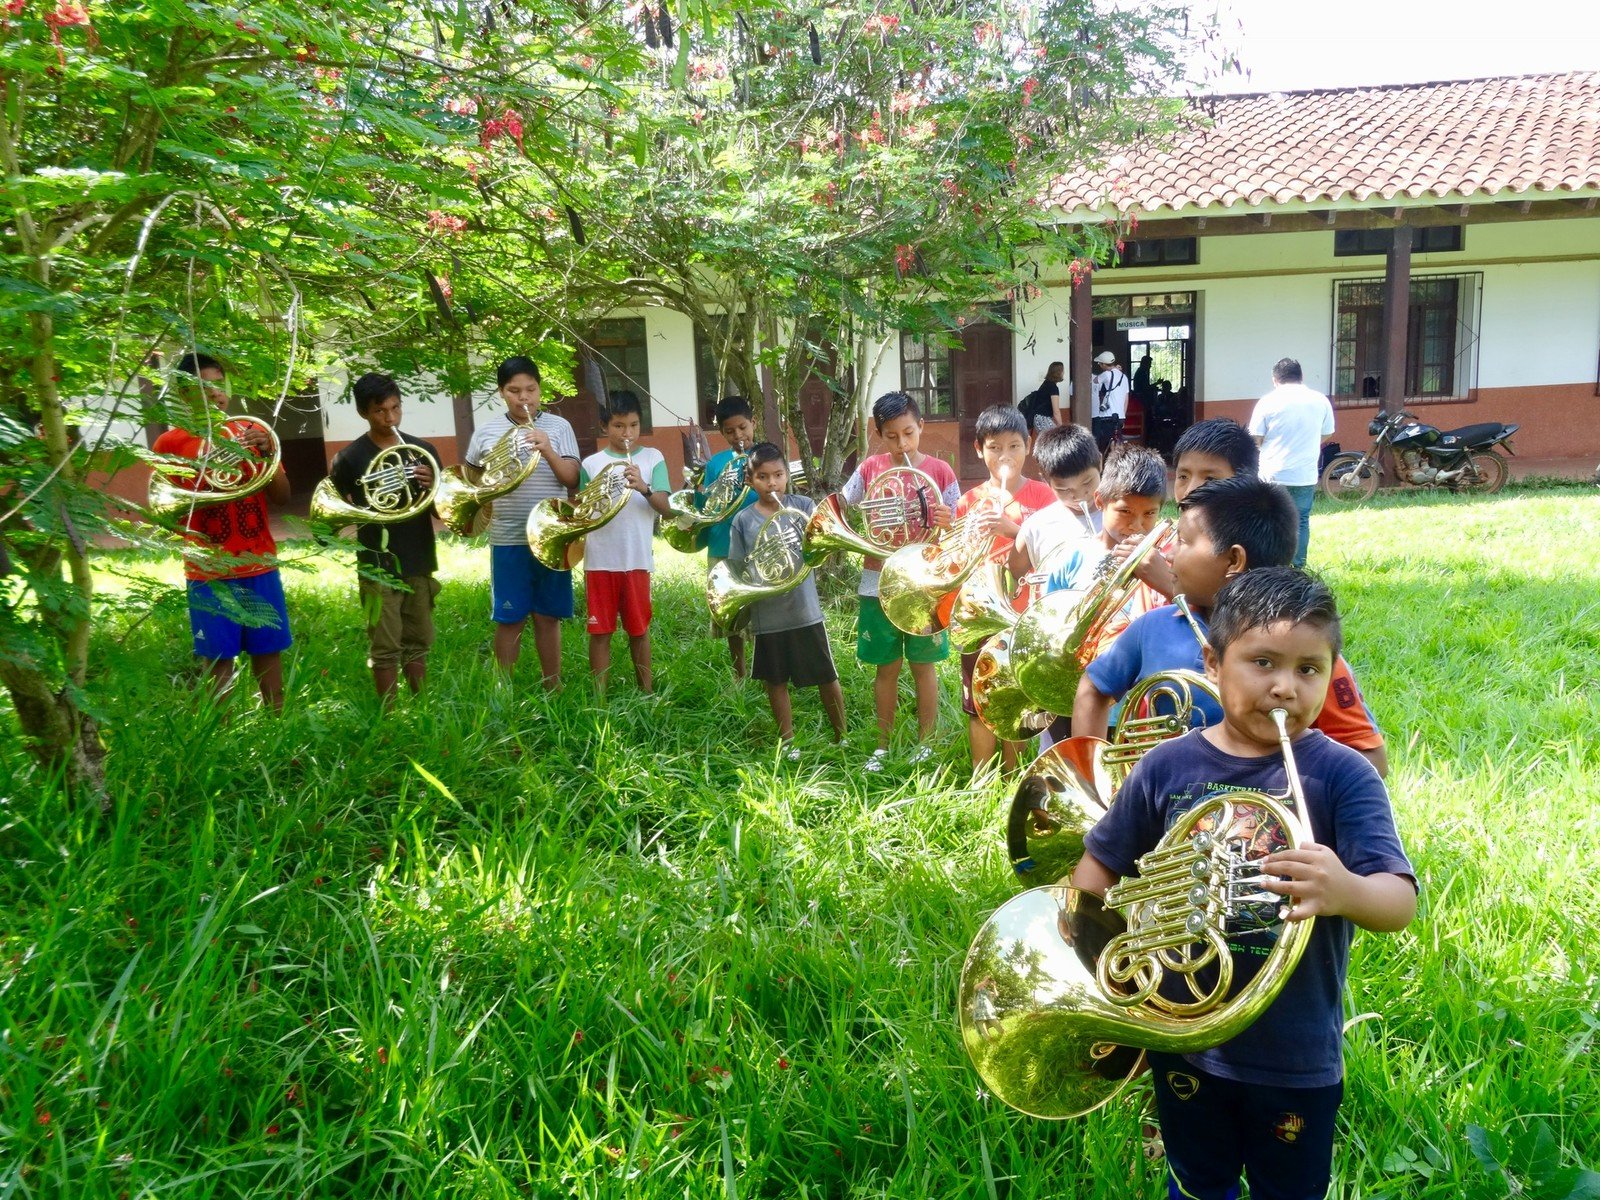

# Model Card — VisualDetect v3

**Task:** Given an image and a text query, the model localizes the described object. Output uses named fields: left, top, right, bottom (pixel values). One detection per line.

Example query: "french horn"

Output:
left=526, top=457, right=635, bottom=570
left=802, top=464, right=941, bottom=566
left=434, top=421, right=543, bottom=537
left=147, top=414, right=282, bottom=520
left=705, top=505, right=811, bottom=630
left=959, top=709, right=1317, bottom=1119
left=1009, top=519, right=1174, bottom=718
left=309, top=442, right=440, bottom=531
left=661, top=446, right=751, bottom=554
left=947, top=561, right=1023, bottom=653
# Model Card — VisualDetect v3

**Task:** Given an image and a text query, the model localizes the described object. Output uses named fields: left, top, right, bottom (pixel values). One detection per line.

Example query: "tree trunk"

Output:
left=0, top=658, right=108, bottom=801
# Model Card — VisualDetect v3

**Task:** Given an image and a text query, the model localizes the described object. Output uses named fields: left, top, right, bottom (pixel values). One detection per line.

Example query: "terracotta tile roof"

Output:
left=1047, top=72, right=1600, bottom=218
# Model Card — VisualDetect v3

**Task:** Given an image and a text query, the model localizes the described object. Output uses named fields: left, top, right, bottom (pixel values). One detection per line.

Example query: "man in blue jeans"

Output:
left=1248, top=357, right=1335, bottom=567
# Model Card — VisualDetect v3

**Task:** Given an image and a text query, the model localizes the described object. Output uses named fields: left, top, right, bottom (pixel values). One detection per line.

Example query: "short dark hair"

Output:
left=1272, top=357, right=1304, bottom=384
left=1098, top=442, right=1167, bottom=503
left=605, top=389, right=642, bottom=420
left=352, top=372, right=400, bottom=416
left=175, top=352, right=223, bottom=377
left=1179, top=476, right=1298, bottom=568
left=871, top=390, right=920, bottom=431
left=1034, top=423, right=1099, bottom=481
left=1209, top=567, right=1342, bottom=660
left=714, top=395, right=754, bottom=425
left=1173, top=417, right=1259, bottom=476
left=975, top=404, right=1028, bottom=443
left=747, top=441, right=786, bottom=470
left=496, top=356, right=541, bottom=388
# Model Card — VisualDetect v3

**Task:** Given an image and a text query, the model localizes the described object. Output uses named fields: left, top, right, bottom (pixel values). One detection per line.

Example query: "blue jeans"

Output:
left=1285, top=485, right=1316, bottom=568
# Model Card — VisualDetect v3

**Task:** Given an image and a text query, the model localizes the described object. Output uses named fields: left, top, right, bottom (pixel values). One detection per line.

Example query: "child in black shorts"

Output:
left=726, top=444, right=846, bottom=757
left=1072, top=568, right=1417, bottom=1200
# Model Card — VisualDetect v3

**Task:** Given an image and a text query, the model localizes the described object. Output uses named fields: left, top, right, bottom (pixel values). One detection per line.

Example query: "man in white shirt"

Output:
left=1091, top=350, right=1129, bottom=457
left=1247, top=357, right=1336, bottom=567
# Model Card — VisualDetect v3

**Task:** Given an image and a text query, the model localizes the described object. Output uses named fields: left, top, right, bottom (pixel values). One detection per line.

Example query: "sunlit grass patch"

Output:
left=3, top=488, right=1599, bottom=1197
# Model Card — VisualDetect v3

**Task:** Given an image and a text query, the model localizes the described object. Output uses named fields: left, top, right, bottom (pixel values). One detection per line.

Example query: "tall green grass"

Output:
left=3, top=487, right=1598, bottom=1198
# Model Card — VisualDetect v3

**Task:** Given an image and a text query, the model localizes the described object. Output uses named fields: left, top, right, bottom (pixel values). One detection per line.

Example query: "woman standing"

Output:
left=1018, top=361, right=1064, bottom=435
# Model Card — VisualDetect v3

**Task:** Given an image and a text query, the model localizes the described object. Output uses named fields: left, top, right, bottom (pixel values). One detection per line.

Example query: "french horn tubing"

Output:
left=959, top=708, right=1316, bottom=1119
left=147, top=414, right=282, bottom=520
left=434, top=420, right=543, bottom=537
left=705, top=505, right=811, bottom=630
left=802, top=464, right=941, bottom=566
left=308, top=442, right=440, bottom=531
left=525, top=452, right=635, bottom=571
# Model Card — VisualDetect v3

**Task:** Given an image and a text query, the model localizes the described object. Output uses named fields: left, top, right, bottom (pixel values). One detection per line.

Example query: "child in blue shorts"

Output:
left=1073, top=568, right=1416, bottom=1200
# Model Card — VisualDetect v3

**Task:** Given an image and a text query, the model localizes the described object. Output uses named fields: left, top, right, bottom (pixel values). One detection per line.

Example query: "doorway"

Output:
left=1091, top=292, right=1196, bottom=455
left=951, top=312, right=1014, bottom=484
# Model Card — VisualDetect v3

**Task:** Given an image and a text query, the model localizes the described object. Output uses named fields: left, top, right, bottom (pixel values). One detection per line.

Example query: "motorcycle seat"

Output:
left=1437, top=422, right=1514, bottom=448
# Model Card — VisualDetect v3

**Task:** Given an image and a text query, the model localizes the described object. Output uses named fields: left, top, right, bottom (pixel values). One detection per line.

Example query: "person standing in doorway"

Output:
left=1091, top=350, right=1129, bottom=457
left=1248, top=357, right=1335, bottom=568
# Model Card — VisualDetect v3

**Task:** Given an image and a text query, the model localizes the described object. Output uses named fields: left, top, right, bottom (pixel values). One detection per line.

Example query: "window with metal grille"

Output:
left=586, top=317, right=653, bottom=431
left=1330, top=273, right=1481, bottom=406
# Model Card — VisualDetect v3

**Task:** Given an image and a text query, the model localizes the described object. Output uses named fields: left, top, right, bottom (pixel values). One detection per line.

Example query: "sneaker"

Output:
left=783, top=741, right=802, bottom=762
left=863, top=749, right=889, bottom=773
left=908, top=744, right=934, bottom=765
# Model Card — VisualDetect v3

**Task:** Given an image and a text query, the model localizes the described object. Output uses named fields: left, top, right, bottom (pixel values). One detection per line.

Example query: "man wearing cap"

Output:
left=1091, top=350, right=1129, bottom=456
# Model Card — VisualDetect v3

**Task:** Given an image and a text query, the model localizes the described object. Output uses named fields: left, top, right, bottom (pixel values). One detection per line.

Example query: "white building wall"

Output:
left=1034, top=215, right=1600, bottom=405
left=319, top=367, right=460, bottom=444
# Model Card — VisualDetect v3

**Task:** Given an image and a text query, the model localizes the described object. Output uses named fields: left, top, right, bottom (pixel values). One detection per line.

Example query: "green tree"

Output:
left=0, top=0, right=627, bottom=792
left=499, top=0, right=1220, bottom=489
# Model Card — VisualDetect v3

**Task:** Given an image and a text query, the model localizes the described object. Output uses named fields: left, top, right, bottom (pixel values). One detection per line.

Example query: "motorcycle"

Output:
left=1320, top=409, right=1519, bottom=503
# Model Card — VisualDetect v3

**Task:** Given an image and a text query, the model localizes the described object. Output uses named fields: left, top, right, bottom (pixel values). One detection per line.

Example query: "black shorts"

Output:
left=1147, top=1051, right=1344, bottom=1200
left=752, top=622, right=838, bottom=688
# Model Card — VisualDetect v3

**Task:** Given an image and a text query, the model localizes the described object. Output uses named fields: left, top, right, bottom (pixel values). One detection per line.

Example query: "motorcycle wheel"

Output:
left=1453, top=450, right=1509, bottom=496
left=1320, top=453, right=1379, bottom=503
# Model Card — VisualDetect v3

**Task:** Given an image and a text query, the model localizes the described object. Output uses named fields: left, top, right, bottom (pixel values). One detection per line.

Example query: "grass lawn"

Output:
left=3, top=485, right=1598, bottom=1198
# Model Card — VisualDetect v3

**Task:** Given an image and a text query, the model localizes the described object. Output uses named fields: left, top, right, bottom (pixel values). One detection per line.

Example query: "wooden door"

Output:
left=951, top=321, right=1014, bottom=484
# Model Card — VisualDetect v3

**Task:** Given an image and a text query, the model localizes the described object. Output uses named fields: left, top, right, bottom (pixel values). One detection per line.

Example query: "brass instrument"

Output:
left=434, top=420, right=543, bottom=536
left=970, top=631, right=1053, bottom=742
left=1009, top=519, right=1174, bottom=719
left=1101, top=668, right=1219, bottom=789
left=802, top=464, right=940, bottom=565
left=662, top=447, right=751, bottom=554
left=959, top=708, right=1316, bottom=1119
left=308, top=442, right=440, bottom=531
left=879, top=476, right=1011, bottom=637
left=526, top=456, right=635, bottom=570
left=147, top=415, right=282, bottom=520
left=705, top=505, right=811, bottom=630
left=1005, top=736, right=1114, bottom=883
left=947, top=561, right=1023, bottom=653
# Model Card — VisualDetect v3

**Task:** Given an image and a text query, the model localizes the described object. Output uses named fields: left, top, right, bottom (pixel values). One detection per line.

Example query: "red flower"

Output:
left=265, top=1123, right=280, bottom=1136
left=376, top=1046, right=388, bottom=1065
left=571, top=1029, right=584, bottom=1044
left=777, top=1057, right=790, bottom=1070
left=1021, top=77, right=1037, bottom=106
left=36, top=1109, right=51, bottom=1126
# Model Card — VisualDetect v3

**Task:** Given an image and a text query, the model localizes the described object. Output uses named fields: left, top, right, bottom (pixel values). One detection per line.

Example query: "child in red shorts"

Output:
left=579, top=391, right=672, bottom=695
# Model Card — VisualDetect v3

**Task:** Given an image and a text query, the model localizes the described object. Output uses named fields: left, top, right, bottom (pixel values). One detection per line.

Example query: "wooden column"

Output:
left=1070, top=273, right=1093, bottom=426
left=1379, top=224, right=1411, bottom=418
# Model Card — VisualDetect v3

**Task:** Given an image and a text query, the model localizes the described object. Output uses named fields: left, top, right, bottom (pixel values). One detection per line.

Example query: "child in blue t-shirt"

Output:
left=1073, top=567, right=1417, bottom=1200
left=1072, top=474, right=1389, bottom=778
left=701, top=396, right=759, bottom=678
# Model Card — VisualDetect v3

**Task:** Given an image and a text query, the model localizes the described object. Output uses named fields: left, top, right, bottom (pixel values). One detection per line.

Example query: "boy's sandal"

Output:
left=1140, top=1124, right=1165, bottom=1162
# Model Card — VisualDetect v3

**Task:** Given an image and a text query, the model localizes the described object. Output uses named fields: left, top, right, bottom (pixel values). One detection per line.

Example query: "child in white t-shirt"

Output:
left=579, top=391, right=672, bottom=695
